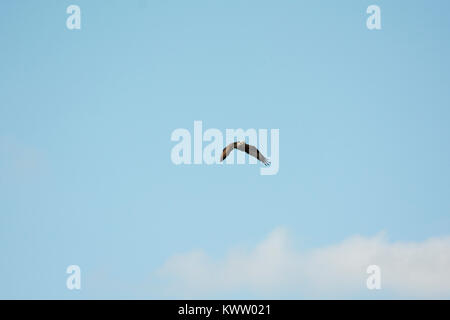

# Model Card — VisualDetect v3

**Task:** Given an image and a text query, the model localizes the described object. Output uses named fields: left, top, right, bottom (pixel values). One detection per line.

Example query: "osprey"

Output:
left=220, top=141, right=271, bottom=166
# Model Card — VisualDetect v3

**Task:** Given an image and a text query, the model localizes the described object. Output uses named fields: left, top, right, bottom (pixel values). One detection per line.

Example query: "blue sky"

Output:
left=1, top=0, right=450, bottom=299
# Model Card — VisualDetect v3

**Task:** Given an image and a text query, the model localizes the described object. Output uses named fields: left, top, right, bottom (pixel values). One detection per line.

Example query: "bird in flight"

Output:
left=220, top=141, right=271, bottom=166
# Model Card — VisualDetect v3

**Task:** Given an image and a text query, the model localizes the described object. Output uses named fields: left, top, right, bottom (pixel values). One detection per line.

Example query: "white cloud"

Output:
left=158, top=227, right=450, bottom=298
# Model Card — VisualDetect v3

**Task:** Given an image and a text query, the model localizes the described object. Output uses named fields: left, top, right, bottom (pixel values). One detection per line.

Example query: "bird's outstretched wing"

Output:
left=220, top=142, right=236, bottom=162
left=244, top=143, right=271, bottom=166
